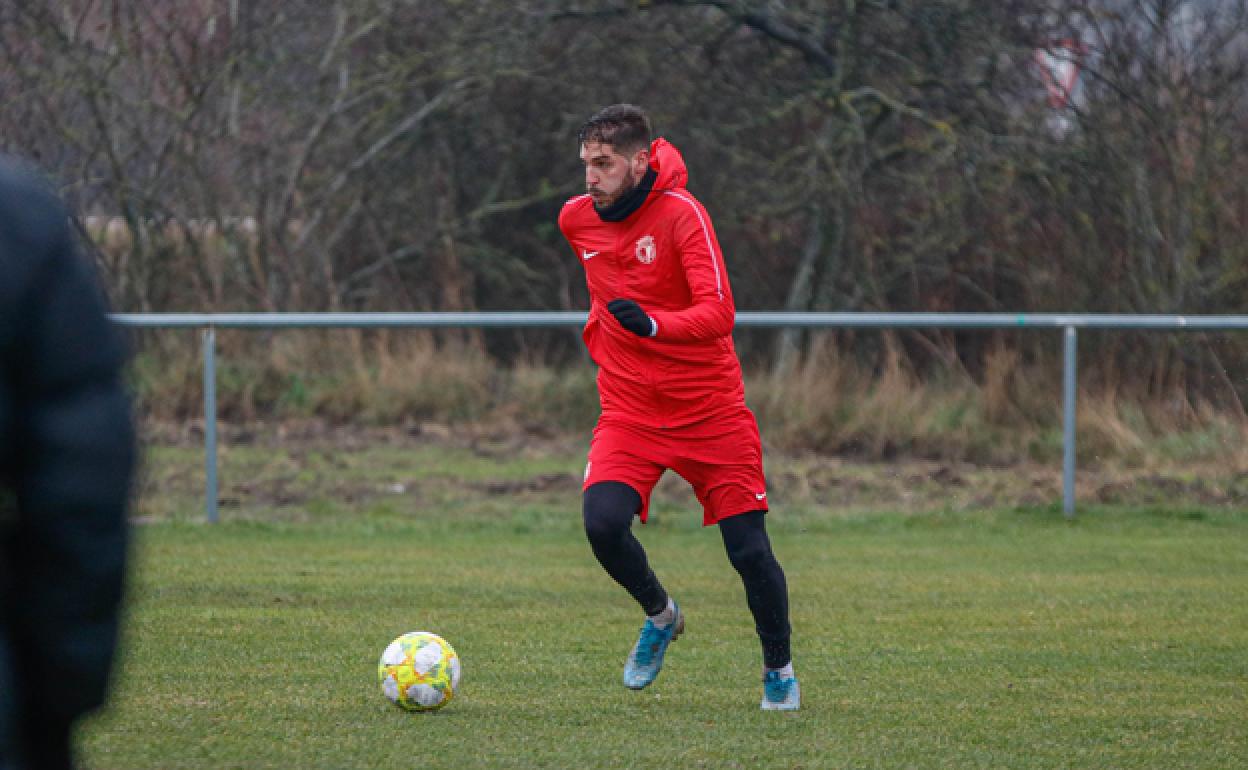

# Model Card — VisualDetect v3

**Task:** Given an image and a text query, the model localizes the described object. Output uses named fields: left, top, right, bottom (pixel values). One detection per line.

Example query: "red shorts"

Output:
left=583, top=408, right=769, bottom=525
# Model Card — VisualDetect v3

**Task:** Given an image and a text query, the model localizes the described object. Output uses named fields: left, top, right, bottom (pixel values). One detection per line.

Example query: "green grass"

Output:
left=83, top=498, right=1247, bottom=769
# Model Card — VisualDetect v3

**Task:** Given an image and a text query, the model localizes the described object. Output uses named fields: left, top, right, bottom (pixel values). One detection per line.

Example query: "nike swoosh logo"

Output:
left=581, top=249, right=598, bottom=260
left=755, top=492, right=767, bottom=500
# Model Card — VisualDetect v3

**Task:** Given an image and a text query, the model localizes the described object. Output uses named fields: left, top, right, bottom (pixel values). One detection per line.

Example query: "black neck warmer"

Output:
left=594, top=167, right=658, bottom=223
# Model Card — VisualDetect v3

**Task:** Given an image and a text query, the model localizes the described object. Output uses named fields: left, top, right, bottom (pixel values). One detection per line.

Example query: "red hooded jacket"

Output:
left=558, top=139, right=745, bottom=429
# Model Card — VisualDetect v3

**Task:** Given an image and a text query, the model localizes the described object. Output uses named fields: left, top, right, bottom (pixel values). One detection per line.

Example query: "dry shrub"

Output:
left=981, top=341, right=1020, bottom=424
left=128, top=331, right=1248, bottom=466
left=1076, top=390, right=1150, bottom=463
left=506, top=360, right=599, bottom=433
left=356, top=332, right=493, bottom=423
left=1077, top=387, right=1248, bottom=470
left=750, top=334, right=1003, bottom=460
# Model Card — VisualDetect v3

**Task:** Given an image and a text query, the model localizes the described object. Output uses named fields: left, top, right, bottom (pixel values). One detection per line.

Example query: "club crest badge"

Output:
left=635, top=235, right=656, bottom=264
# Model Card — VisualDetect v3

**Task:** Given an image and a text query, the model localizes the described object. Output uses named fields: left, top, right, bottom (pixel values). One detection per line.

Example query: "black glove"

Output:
left=607, top=298, right=654, bottom=337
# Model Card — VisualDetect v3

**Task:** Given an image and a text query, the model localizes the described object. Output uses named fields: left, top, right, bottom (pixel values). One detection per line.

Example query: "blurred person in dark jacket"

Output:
left=0, top=158, right=135, bottom=770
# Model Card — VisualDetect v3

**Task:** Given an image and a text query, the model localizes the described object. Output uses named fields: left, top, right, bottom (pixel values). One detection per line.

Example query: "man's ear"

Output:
left=632, top=149, right=650, bottom=179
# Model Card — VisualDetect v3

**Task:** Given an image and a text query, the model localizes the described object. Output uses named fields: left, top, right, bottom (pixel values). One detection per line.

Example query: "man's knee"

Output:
left=720, top=511, right=776, bottom=574
left=582, top=481, right=641, bottom=544
left=727, top=535, right=774, bottom=574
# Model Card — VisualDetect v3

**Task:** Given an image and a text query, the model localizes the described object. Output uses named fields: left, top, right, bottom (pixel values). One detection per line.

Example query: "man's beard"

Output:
left=590, top=174, right=636, bottom=209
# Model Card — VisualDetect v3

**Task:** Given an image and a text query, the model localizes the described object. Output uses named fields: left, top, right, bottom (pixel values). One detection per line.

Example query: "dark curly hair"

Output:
left=577, top=104, right=652, bottom=155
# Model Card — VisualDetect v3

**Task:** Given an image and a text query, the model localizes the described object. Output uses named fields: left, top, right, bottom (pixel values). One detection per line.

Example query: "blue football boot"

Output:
left=622, top=602, right=684, bottom=690
left=760, top=669, right=801, bottom=711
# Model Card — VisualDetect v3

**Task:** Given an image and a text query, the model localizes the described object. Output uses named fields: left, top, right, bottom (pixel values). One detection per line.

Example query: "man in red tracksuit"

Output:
left=558, top=104, right=799, bottom=710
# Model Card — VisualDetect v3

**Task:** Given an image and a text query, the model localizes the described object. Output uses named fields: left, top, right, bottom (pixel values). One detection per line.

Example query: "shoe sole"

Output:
left=760, top=700, right=800, bottom=711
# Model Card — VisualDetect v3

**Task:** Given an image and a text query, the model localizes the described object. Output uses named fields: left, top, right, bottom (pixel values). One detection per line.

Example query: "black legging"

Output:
left=583, top=481, right=792, bottom=668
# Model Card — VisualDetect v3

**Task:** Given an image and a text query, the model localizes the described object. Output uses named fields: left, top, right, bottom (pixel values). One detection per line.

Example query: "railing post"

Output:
left=1062, top=325, right=1077, bottom=518
left=203, top=326, right=219, bottom=524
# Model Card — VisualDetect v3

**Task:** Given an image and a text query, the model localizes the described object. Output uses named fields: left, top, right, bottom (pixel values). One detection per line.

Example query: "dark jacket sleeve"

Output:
left=0, top=163, right=135, bottom=723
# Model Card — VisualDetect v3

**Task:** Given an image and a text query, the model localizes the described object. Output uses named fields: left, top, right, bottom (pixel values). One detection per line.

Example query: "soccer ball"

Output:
left=378, top=631, right=462, bottom=712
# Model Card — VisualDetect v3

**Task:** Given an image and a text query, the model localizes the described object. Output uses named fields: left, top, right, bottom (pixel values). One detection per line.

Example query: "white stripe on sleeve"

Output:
left=662, top=191, right=723, bottom=301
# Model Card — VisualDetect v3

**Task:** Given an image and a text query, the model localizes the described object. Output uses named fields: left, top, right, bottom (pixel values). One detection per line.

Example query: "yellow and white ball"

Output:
left=378, top=631, right=461, bottom=712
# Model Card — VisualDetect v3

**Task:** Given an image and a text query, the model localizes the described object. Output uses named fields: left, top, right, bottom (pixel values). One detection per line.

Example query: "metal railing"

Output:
left=112, top=311, right=1248, bottom=523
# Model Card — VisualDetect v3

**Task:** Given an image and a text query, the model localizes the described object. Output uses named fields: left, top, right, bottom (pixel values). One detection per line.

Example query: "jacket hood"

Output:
left=649, top=138, right=687, bottom=191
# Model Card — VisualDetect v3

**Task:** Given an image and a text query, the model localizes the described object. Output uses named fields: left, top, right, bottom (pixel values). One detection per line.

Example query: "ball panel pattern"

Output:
left=377, top=631, right=460, bottom=712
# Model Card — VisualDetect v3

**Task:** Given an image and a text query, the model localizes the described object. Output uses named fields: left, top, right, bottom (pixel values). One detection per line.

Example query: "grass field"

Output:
left=80, top=436, right=1247, bottom=769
